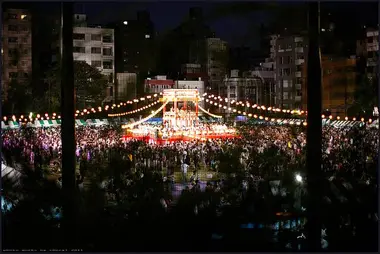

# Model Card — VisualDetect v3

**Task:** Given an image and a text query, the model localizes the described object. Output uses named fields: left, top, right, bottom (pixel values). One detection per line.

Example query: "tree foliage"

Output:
left=43, top=61, right=109, bottom=111
left=3, top=78, right=33, bottom=115
left=348, top=75, right=378, bottom=117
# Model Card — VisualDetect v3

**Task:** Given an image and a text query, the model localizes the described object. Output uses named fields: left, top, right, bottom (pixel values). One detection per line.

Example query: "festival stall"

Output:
left=75, top=119, right=87, bottom=126
left=2, top=121, right=9, bottom=129
left=34, top=119, right=61, bottom=128
left=1, top=119, right=114, bottom=129
left=8, top=121, right=20, bottom=129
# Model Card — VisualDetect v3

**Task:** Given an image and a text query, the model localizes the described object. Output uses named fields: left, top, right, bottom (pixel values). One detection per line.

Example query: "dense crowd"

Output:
left=2, top=123, right=378, bottom=251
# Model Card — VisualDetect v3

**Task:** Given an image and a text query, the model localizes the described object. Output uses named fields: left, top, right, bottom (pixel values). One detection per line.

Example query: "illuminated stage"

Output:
left=121, top=89, right=237, bottom=143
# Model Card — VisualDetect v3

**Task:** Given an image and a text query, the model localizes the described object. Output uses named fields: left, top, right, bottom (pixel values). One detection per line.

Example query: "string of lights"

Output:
left=203, top=96, right=375, bottom=124
left=202, top=93, right=304, bottom=115
left=122, top=100, right=169, bottom=129
left=2, top=93, right=162, bottom=123
left=108, top=100, right=160, bottom=117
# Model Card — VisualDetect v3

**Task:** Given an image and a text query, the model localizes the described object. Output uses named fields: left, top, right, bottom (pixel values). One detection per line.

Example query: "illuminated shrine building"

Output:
left=162, top=89, right=199, bottom=128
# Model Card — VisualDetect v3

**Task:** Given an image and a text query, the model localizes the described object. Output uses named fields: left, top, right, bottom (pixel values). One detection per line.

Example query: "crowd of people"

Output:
left=1, top=122, right=378, bottom=251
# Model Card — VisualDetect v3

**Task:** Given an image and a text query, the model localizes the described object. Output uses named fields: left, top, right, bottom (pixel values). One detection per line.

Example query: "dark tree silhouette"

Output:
left=44, top=61, right=108, bottom=110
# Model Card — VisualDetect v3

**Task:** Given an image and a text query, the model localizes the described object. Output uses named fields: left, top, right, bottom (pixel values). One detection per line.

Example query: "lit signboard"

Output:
left=163, top=89, right=199, bottom=101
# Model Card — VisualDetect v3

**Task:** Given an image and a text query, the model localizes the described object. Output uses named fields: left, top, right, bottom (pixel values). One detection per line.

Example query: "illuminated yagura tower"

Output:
left=161, top=89, right=199, bottom=128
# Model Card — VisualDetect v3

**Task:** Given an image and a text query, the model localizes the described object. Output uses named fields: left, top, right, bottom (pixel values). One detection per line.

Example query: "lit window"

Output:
left=145, top=34, right=150, bottom=39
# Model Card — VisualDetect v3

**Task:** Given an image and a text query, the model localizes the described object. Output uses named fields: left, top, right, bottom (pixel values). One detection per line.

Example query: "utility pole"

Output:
left=60, top=2, right=77, bottom=248
left=306, top=2, right=322, bottom=251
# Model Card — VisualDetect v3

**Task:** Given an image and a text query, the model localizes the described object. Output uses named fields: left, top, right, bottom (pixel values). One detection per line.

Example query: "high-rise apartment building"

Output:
left=190, top=38, right=228, bottom=93
left=2, top=9, right=32, bottom=101
left=72, top=14, right=115, bottom=102
left=261, top=35, right=278, bottom=71
left=302, top=55, right=356, bottom=116
left=109, top=11, right=155, bottom=74
left=72, top=19, right=115, bottom=79
left=274, top=34, right=308, bottom=109
left=365, top=28, right=379, bottom=79
left=221, top=69, right=264, bottom=111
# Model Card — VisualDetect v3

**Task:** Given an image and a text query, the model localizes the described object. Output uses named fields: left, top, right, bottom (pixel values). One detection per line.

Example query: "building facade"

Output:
left=2, top=8, right=32, bottom=101
left=261, top=35, right=278, bottom=71
left=221, top=70, right=264, bottom=111
left=144, top=75, right=175, bottom=94
left=190, top=38, right=228, bottom=93
left=302, top=55, right=356, bottom=116
left=180, top=63, right=209, bottom=82
left=109, top=11, right=155, bottom=75
left=72, top=25, right=115, bottom=80
left=275, top=35, right=308, bottom=109
left=116, top=72, right=137, bottom=102
left=365, top=29, right=379, bottom=79
left=250, top=68, right=276, bottom=107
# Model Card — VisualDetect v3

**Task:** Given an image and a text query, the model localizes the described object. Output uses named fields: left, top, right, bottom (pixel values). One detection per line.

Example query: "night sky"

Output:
left=31, top=2, right=378, bottom=49
left=74, top=2, right=272, bottom=48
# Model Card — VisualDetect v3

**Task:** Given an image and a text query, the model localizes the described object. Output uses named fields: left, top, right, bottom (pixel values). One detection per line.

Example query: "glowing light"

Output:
left=295, top=174, right=303, bottom=183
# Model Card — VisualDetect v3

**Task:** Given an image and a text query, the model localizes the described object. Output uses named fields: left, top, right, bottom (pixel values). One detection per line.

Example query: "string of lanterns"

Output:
left=2, top=93, right=162, bottom=122
left=122, top=100, right=169, bottom=129
left=202, top=93, right=305, bottom=116
left=108, top=100, right=160, bottom=117
left=203, top=96, right=374, bottom=124
left=202, top=99, right=307, bottom=126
